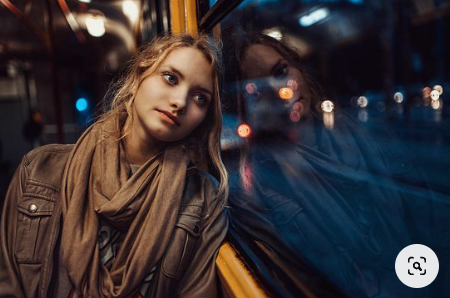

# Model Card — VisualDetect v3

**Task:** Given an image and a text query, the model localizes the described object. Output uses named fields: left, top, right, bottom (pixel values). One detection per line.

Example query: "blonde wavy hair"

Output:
left=99, top=34, right=228, bottom=203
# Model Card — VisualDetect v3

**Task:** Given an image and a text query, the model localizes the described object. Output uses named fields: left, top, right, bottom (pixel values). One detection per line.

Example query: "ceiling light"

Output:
left=85, top=10, right=106, bottom=37
left=123, top=0, right=139, bottom=23
left=299, top=7, right=330, bottom=27
left=263, top=28, right=283, bottom=40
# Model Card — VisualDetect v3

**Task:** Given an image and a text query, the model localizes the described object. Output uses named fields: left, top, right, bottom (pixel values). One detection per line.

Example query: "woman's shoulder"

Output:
left=20, top=144, right=74, bottom=188
left=186, top=165, right=219, bottom=189
left=183, top=165, right=221, bottom=213
left=23, top=144, right=74, bottom=167
left=24, top=143, right=74, bottom=160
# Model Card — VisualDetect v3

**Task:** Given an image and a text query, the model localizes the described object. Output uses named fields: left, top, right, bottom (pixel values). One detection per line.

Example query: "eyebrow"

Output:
left=195, top=86, right=213, bottom=97
left=163, top=65, right=185, bottom=80
left=162, top=65, right=213, bottom=97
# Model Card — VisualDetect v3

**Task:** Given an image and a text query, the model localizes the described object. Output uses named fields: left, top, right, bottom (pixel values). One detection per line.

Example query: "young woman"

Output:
left=0, top=34, right=228, bottom=298
left=226, top=33, right=445, bottom=297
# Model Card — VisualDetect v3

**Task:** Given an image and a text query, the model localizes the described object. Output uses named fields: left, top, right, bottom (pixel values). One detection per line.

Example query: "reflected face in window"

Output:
left=132, top=47, right=213, bottom=144
left=240, top=44, right=311, bottom=133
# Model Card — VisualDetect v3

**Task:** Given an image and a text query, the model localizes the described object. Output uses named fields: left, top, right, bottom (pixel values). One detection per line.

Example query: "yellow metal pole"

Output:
left=185, top=0, right=198, bottom=36
left=169, top=0, right=185, bottom=34
left=216, top=242, right=269, bottom=298
left=213, top=23, right=221, bottom=39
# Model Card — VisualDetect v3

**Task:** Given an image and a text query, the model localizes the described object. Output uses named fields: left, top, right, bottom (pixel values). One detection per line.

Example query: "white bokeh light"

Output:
left=321, top=100, right=334, bottom=112
left=431, top=99, right=441, bottom=110
left=433, top=85, right=443, bottom=95
left=357, top=96, right=368, bottom=108
left=394, top=92, right=404, bottom=103
left=123, top=1, right=139, bottom=23
left=430, top=90, right=440, bottom=101
left=85, top=12, right=105, bottom=37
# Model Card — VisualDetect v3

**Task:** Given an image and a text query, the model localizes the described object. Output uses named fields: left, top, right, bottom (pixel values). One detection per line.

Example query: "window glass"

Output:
left=219, top=0, right=450, bottom=296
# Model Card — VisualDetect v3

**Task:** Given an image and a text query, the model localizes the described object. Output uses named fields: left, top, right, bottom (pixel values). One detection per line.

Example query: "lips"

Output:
left=157, top=109, right=180, bottom=126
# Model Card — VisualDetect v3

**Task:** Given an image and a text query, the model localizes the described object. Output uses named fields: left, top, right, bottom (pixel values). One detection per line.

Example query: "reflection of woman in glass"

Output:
left=0, top=35, right=228, bottom=298
left=227, top=33, right=445, bottom=297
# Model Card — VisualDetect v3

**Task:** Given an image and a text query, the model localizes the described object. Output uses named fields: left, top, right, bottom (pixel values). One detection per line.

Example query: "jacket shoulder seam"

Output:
left=26, top=178, right=61, bottom=193
left=24, top=144, right=73, bottom=166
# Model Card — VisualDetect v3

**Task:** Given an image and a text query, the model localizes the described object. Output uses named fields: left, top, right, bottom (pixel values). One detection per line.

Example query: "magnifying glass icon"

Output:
left=413, top=262, right=422, bottom=271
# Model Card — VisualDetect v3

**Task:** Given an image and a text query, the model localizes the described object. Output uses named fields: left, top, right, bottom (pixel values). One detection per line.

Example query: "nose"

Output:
left=169, top=89, right=188, bottom=113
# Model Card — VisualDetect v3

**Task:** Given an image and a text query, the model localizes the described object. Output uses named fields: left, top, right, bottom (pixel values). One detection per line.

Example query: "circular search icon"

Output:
left=395, top=244, right=439, bottom=288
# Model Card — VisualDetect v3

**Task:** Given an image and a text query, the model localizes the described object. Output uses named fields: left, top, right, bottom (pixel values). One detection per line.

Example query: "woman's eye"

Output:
left=163, top=73, right=178, bottom=85
left=274, top=64, right=288, bottom=79
left=193, top=94, right=207, bottom=105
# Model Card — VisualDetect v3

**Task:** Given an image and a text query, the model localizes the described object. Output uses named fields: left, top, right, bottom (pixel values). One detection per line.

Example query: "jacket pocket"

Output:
left=162, top=213, right=202, bottom=280
left=15, top=183, right=57, bottom=263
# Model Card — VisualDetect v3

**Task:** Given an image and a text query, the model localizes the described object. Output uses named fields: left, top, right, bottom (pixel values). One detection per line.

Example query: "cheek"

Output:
left=189, top=108, right=208, bottom=129
left=292, top=72, right=310, bottom=94
left=179, top=107, right=209, bottom=139
left=135, top=79, right=166, bottom=107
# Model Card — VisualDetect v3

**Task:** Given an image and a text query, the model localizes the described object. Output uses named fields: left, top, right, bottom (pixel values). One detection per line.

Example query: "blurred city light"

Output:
left=423, top=87, right=431, bottom=98
left=290, top=110, right=301, bottom=122
left=279, top=87, right=293, bottom=101
left=237, top=123, right=252, bottom=138
left=262, top=28, right=283, bottom=40
left=321, top=100, right=334, bottom=112
left=246, top=82, right=257, bottom=95
left=85, top=11, right=106, bottom=37
left=240, top=162, right=253, bottom=195
left=123, top=1, right=139, bottom=23
left=358, top=109, right=368, bottom=122
left=394, top=92, right=404, bottom=103
left=357, top=96, right=368, bottom=107
left=287, top=79, right=298, bottom=90
left=76, top=98, right=88, bottom=112
left=293, top=101, right=304, bottom=114
left=78, top=0, right=91, bottom=3
left=299, top=7, right=330, bottom=27
left=433, top=85, right=443, bottom=95
left=323, top=112, right=334, bottom=129
left=430, top=90, right=440, bottom=101
left=431, top=99, right=441, bottom=110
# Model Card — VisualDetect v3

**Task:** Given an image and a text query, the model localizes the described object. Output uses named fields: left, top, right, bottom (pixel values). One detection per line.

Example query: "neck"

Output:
left=122, top=118, right=166, bottom=166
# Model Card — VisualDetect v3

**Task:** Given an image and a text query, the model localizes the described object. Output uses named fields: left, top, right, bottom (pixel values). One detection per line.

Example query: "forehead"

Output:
left=162, top=47, right=211, bottom=70
left=241, top=44, right=284, bottom=79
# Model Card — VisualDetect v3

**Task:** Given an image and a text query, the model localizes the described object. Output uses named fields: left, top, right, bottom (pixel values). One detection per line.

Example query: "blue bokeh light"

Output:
left=76, top=97, right=88, bottom=112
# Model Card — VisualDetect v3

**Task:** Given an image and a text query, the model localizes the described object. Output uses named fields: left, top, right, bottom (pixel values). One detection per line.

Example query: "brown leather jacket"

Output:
left=0, top=144, right=228, bottom=298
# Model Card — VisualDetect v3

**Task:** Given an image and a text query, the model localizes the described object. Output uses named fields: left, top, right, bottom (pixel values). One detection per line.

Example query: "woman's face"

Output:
left=240, top=44, right=311, bottom=134
left=132, top=47, right=213, bottom=143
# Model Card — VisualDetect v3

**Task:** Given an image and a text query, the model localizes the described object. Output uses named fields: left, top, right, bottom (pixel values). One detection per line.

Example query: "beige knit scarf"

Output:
left=60, top=115, right=189, bottom=297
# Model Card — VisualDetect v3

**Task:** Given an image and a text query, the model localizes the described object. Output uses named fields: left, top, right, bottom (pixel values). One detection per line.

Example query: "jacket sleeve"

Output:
left=0, top=159, right=27, bottom=297
left=175, top=175, right=229, bottom=298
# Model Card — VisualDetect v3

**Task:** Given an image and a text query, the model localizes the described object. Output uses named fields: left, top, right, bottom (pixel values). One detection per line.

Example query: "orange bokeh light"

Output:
left=279, top=87, right=294, bottom=101
left=237, top=123, right=252, bottom=138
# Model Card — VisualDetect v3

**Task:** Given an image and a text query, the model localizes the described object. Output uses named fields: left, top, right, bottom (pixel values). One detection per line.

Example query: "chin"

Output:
left=151, top=131, right=185, bottom=143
